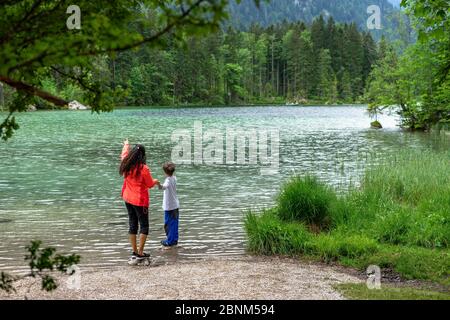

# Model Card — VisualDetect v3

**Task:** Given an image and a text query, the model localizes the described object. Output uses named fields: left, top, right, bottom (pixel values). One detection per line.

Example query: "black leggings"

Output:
left=125, top=202, right=149, bottom=235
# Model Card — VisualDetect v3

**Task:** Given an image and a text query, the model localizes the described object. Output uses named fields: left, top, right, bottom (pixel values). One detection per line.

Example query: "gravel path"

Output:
left=1, top=256, right=363, bottom=300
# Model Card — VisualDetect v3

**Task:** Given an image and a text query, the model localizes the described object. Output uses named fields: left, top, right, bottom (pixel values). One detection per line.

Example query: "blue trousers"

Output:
left=164, top=208, right=179, bottom=245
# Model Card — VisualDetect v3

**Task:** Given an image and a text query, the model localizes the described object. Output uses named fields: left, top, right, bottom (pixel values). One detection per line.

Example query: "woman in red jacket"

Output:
left=119, top=139, right=159, bottom=264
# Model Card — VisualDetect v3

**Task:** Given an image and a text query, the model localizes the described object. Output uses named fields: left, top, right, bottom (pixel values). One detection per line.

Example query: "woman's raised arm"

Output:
left=121, top=139, right=130, bottom=160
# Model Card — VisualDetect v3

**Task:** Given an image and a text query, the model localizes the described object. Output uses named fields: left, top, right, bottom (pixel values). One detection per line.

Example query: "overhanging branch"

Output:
left=0, top=75, right=68, bottom=106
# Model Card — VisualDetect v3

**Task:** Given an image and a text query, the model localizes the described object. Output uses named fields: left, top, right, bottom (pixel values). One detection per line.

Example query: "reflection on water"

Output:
left=0, top=106, right=441, bottom=271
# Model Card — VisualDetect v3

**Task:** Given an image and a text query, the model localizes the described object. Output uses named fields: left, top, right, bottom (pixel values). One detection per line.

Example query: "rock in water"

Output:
left=26, top=105, right=37, bottom=112
left=68, top=100, right=89, bottom=110
left=371, top=120, right=383, bottom=129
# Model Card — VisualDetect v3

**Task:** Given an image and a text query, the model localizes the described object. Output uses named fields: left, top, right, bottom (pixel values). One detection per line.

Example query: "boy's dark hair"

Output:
left=163, top=162, right=176, bottom=176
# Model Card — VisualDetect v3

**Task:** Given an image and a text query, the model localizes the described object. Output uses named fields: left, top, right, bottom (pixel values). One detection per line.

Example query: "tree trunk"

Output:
left=284, top=61, right=288, bottom=97
left=294, top=65, right=297, bottom=96
left=259, top=69, right=262, bottom=98
left=112, top=58, right=116, bottom=89
left=271, top=38, right=275, bottom=94
left=276, top=61, right=280, bottom=96
left=0, top=82, right=4, bottom=111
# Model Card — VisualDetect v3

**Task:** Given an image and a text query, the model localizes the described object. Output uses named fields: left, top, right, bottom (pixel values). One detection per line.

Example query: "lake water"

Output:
left=0, top=106, right=441, bottom=272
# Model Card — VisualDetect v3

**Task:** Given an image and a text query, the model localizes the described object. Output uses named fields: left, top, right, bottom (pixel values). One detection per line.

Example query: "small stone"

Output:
left=68, top=100, right=89, bottom=110
left=371, top=120, right=383, bottom=129
left=26, top=105, right=37, bottom=112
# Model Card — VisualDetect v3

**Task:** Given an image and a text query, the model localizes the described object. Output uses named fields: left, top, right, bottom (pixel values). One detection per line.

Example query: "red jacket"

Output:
left=120, top=143, right=157, bottom=207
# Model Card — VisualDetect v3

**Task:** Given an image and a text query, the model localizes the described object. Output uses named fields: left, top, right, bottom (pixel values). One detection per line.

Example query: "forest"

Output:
left=14, top=17, right=381, bottom=107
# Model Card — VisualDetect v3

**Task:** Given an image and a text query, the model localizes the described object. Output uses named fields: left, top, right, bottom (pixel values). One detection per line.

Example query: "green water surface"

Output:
left=0, top=106, right=440, bottom=271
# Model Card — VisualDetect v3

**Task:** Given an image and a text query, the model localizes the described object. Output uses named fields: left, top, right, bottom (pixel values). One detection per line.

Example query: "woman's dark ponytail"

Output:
left=119, top=144, right=147, bottom=177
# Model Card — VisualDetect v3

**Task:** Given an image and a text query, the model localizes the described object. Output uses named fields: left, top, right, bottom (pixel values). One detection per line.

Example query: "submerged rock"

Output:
left=68, top=100, right=89, bottom=110
left=371, top=120, right=383, bottom=129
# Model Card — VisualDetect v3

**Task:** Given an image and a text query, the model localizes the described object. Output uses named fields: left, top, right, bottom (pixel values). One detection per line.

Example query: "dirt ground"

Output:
left=1, top=256, right=363, bottom=300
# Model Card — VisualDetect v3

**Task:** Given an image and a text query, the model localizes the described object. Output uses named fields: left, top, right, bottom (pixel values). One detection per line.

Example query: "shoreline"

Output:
left=112, top=103, right=367, bottom=109
left=0, top=103, right=369, bottom=114
left=1, top=256, right=364, bottom=300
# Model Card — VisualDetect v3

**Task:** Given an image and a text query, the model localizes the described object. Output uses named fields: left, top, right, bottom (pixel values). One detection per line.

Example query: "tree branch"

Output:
left=7, top=0, right=208, bottom=74
left=0, top=75, right=68, bottom=106
left=0, top=0, right=47, bottom=45
left=50, top=66, right=96, bottom=92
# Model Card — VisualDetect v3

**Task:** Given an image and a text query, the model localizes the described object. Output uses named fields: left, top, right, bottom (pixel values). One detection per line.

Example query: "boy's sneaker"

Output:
left=160, top=240, right=170, bottom=247
left=161, top=240, right=178, bottom=247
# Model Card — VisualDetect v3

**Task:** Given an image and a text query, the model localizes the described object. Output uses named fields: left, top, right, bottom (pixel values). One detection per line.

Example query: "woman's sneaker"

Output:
left=137, top=252, right=150, bottom=259
left=128, top=252, right=150, bottom=266
left=128, top=252, right=139, bottom=265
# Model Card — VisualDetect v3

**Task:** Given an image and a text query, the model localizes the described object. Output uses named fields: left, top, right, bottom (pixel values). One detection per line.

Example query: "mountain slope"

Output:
left=228, top=0, right=404, bottom=39
left=387, top=0, right=402, bottom=7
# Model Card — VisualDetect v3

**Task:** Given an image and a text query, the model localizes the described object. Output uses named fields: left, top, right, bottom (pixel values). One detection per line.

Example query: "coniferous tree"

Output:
left=340, top=70, right=353, bottom=102
left=316, top=49, right=334, bottom=102
left=345, top=23, right=365, bottom=100
left=362, top=32, right=378, bottom=91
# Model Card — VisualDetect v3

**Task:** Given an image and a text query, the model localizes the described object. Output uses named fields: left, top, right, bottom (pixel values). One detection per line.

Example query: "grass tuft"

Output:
left=335, top=283, right=450, bottom=300
left=276, top=175, right=336, bottom=230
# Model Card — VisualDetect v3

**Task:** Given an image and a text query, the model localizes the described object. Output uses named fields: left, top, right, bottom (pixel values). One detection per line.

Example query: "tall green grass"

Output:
left=276, top=176, right=336, bottom=229
left=352, top=150, right=450, bottom=248
left=245, top=149, right=450, bottom=284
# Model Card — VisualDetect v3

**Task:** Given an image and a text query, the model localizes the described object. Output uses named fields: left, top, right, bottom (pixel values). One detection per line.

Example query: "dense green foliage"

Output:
left=365, top=0, right=450, bottom=130
left=0, top=241, right=80, bottom=295
left=245, top=149, right=450, bottom=284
